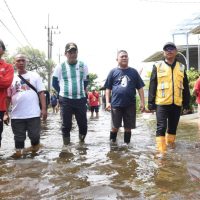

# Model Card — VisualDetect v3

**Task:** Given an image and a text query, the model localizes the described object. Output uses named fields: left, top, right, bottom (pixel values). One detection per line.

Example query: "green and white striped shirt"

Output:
left=53, top=60, right=88, bottom=99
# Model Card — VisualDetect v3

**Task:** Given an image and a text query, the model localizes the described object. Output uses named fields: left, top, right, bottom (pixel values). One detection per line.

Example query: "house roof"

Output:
left=143, top=45, right=198, bottom=68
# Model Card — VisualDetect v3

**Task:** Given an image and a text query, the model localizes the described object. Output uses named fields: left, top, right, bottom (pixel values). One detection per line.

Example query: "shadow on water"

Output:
left=1, top=111, right=200, bottom=199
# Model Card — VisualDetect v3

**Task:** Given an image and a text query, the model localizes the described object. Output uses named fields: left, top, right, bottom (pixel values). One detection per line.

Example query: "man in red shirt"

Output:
left=0, top=39, right=14, bottom=147
left=88, top=87, right=100, bottom=118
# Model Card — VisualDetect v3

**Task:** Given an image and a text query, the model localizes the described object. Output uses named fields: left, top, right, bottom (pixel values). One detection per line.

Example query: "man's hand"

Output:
left=140, top=102, right=145, bottom=113
left=143, top=109, right=155, bottom=114
left=105, top=102, right=111, bottom=112
left=182, top=109, right=191, bottom=115
left=3, top=112, right=9, bottom=125
left=41, top=109, right=47, bottom=121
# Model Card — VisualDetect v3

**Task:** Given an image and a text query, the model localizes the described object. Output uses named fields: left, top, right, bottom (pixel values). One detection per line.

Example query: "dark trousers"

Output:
left=0, top=111, right=4, bottom=145
left=156, top=104, right=181, bottom=137
left=59, top=97, right=87, bottom=137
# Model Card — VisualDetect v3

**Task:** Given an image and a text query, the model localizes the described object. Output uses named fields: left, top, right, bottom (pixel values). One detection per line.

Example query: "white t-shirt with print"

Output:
left=7, top=71, right=45, bottom=119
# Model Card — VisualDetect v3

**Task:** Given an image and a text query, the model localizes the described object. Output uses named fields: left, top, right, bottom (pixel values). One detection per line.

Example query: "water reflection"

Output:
left=0, top=111, right=200, bottom=199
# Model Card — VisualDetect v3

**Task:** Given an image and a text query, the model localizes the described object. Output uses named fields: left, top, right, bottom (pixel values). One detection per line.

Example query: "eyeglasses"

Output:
left=16, top=59, right=26, bottom=62
left=164, top=46, right=176, bottom=51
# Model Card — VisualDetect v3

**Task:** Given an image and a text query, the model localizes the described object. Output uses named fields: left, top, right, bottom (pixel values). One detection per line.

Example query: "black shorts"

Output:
left=90, top=106, right=99, bottom=113
left=111, top=104, right=136, bottom=129
left=11, top=117, right=41, bottom=144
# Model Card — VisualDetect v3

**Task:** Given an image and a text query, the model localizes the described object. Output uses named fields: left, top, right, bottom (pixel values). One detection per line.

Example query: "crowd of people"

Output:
left=1, top=38, right=200, bottom=158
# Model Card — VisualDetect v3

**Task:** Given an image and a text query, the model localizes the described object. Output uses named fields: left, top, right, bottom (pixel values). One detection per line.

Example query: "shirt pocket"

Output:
left=157, top=82, right=169, bottom=98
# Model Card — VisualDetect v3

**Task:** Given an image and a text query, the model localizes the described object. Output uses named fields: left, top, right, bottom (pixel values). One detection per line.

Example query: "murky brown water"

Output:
left=1, top=110, right=200, bottom=199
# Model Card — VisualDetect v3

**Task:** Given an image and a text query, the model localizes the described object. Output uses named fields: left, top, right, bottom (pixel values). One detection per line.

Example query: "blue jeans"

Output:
left=59, top=97, right=87, bottom=138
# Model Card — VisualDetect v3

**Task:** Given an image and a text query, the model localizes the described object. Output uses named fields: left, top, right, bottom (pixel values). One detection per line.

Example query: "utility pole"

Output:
left=45, top=14, right=60, bottom=91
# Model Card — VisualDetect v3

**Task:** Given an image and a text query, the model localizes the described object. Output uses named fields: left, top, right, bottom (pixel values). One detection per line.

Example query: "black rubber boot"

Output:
left=79, top=134, right=86, bottom=142
left=110, top=131, right=117, bottom=142
left=63, top=136, right=70, bottom=145
left=124, top=132, right=131, bottom=144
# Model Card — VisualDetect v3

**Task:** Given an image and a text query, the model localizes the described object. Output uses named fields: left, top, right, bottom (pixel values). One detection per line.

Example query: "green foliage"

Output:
left=88, top=73, right=100, bottom=91
left=3, top=51, right=14, bottom=64
left=186, top=67, right=200, bottom=109
left=6, top=46, right=56, bottom=84
left=16, top=46, right=47, bottom=71
left=136, top=95, right=140, bottom=113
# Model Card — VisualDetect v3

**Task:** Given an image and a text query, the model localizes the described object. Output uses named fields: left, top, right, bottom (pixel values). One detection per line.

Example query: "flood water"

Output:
left=1, top=109, right=200, bottom=199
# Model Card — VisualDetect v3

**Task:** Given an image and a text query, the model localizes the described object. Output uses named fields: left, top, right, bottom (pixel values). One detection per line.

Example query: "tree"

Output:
left=88, top=73, right=99, bottom=90
left=6, top=46, right=56, bottom=89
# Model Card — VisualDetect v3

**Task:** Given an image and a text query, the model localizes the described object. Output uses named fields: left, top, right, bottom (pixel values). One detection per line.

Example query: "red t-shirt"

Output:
left=88, top=91, right=99, bottom=107
left=0, top=59, right=14, bottom=111
left=194, top=77, right=200, bottom=104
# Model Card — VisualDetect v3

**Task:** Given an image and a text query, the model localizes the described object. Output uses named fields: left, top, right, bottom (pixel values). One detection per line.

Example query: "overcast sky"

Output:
left=1, top=0, right=200, bottom=83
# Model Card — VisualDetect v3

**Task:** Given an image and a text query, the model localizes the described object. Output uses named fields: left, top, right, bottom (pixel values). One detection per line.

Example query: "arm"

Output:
left=52, top=76, right=60, bottom=94
left=148, top=65, right=157, bottom=111
left=84, top=75, right=89, bottom=90
left=3, top=96, right=11, bottom=125
left=0, top=64, right=14, bottom=89
left=105, top=89, right=111, bottom=111
left=138, top=87, right=145, bottom=112
left=182, top=70, right=190, bottom=110
left=38, top=91, right=47, bottom=121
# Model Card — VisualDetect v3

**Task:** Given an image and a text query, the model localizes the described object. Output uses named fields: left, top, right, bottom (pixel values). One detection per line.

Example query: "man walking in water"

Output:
left=104, top=50, right=145, bottom=145
left=52, top=42, right=89, bottom=145
left=0, top=39, right=14, bottom=148
left=148, top=42, right=190, bottom=154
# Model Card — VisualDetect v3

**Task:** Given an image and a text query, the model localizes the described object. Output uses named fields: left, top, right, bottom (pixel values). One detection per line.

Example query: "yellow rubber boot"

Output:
left=166, top=133, right=176, bottom=148
left=156, top=136, right=166, bottom=153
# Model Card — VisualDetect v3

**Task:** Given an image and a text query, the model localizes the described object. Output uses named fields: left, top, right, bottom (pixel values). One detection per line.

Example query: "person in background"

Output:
left=104, top=50, right=145, bottom=145
left=6, top=54, right=47, bottom=157
left=44, top=90, right=50, bottom=111
left=88, top=87, right=100, bottom=118
left=148, top=42, right=190, bottom=154
left=0, top=39, right=14, bottom=148
left=52, top=42, right=89, bottom=145
left=50, top=91, right=58, bottom=113
left=193, top=76, right=200, bottom=130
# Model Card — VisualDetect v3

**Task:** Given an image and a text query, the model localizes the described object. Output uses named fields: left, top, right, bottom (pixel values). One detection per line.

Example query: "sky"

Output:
left=1, top=0, right=200, bottom=84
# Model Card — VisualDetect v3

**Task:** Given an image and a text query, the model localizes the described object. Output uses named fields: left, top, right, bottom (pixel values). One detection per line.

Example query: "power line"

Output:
left=3, top=0, right=32, bottom=47
left=0, top=18, right=23, bottom=46
left=140, top=0, right=200, bottom=3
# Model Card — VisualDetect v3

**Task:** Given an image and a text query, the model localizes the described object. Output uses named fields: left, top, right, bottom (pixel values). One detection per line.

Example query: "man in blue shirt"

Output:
left=104, top=50, right=145, bottom=144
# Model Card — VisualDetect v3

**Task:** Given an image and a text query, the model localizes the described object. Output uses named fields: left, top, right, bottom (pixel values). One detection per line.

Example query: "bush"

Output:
left=186, top=67, right=200, bottom=111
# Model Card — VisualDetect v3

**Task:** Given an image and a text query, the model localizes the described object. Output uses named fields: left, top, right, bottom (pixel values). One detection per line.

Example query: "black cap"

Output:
left=0, top=39, right=6, bottom=51
left=65, top=42, right=78, bottom=52
left=163, top=42, right=177, bottom=50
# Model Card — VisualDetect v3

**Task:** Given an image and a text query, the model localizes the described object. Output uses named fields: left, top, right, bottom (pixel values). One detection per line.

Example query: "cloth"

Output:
left=51, top=94, right=58, bottom=107
left=7, top=71, right=45, bottom=119
left=88, top=91, right=99, bottom=107
left=111, top=104, right=136, bottom=129
left=104, top=67, right=145, bottom=107
left=0, top=59, right=14, bottom=111
left=11, top=117, right=40, bottom=149
left=148, top=60, right=190, bottom=110
left=52, top=61, right=88, bottom=99
left=155, top=104, right=181, bottom=136
left=59, top=96, right=87, bottom=137
left=0, top=111, right=4, bottom=143
left=90, top=106, right=99, bottom=113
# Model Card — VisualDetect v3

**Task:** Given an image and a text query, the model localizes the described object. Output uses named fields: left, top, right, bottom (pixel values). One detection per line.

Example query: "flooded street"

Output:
left=1, top=109, right=200, bottom=199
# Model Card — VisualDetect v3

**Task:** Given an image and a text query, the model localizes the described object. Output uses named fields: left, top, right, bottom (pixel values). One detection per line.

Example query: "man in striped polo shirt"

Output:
left=52, top=42, right=89, bottom=145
